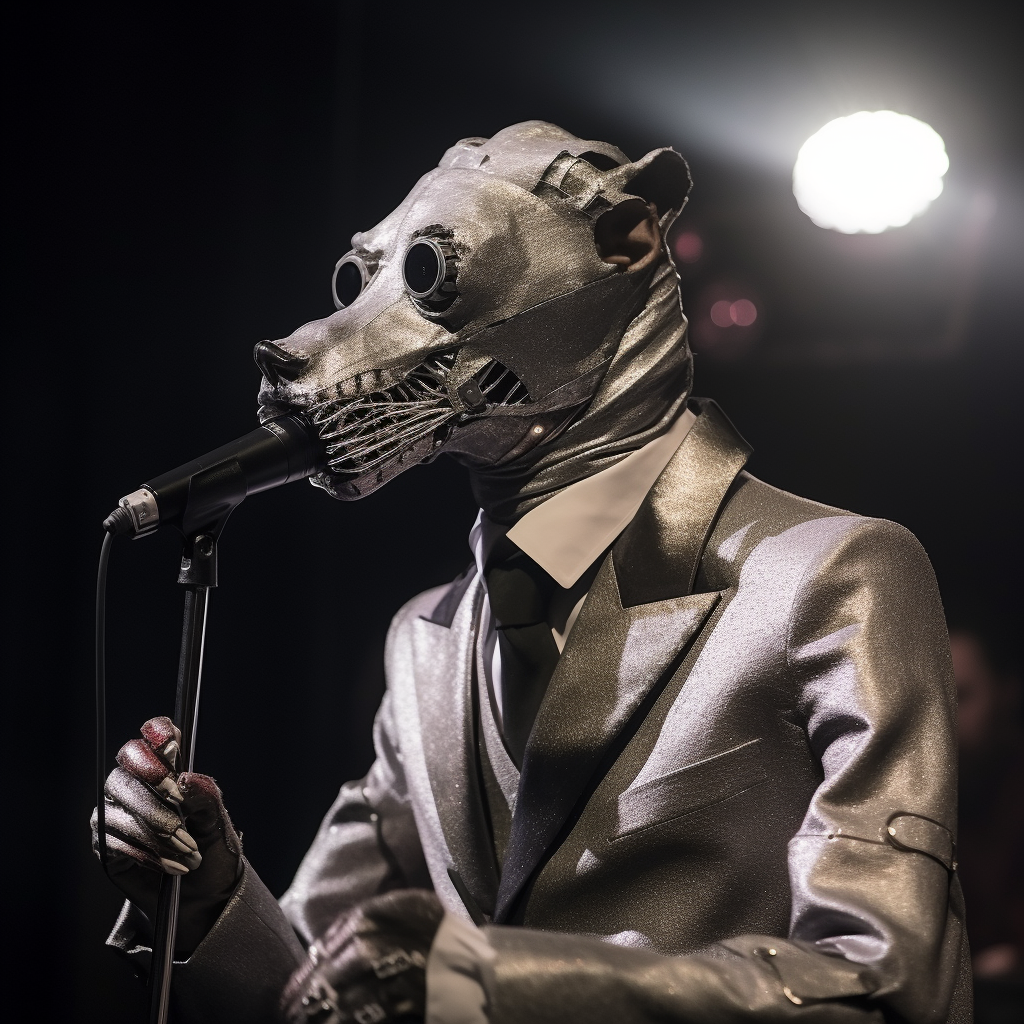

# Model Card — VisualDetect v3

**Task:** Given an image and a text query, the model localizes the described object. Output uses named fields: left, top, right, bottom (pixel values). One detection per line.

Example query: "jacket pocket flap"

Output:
left=615, top=738, right=766, bottom=839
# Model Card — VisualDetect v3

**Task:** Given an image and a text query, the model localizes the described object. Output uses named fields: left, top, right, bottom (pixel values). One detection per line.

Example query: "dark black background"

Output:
left=10, top=2, right=1022, bottom=1020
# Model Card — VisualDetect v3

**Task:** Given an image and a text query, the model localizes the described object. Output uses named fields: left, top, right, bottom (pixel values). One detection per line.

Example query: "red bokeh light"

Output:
left=730, top=299, right=757, bottom=326
left=691, top=280, right=762, bottom=360
left=673, top=231, right=703, bottom=264
left=710, top=298, right=758, bottom=328
left=710, top=300, right=733, bottom=327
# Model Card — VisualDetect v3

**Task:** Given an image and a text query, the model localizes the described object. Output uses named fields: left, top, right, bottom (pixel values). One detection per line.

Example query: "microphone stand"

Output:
left=148, top=529, right=219, bottom=1024
left=95, top=415, right=320, bottom=1022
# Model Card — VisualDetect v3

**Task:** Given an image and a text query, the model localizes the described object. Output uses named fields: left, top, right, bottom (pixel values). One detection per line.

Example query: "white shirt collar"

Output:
left=469, top=406, right=697, bottom=588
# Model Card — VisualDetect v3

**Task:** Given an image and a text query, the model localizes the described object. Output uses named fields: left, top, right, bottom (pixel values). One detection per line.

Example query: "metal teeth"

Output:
left=307, top=351, right=529, bottom=477
left=322, top=408, right=450, bottom=452
left=476, top=362, right=530, bottom=405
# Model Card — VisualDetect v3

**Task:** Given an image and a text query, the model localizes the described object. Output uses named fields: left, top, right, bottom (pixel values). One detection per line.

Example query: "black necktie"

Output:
left=484, top=541, right=561, bottom=768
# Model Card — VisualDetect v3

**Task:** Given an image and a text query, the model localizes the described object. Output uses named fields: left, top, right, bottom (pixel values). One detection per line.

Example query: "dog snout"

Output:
left=254, top=341, right=309, bottom=386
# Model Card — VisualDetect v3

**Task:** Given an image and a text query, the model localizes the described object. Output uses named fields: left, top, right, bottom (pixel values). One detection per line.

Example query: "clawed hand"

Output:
left=91, top=716, right=243, bottom=955
left=281, top=889, right=444, bottom=1024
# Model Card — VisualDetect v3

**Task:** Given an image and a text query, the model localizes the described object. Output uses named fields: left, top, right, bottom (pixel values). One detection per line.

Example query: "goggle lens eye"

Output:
left=332, top=254, right=370, bottom=309
left=403, top=241, right=443, bottom=298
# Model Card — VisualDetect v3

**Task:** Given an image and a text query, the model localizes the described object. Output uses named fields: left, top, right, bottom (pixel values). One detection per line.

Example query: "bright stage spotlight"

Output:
left=793, top=111, right=949, bottom=234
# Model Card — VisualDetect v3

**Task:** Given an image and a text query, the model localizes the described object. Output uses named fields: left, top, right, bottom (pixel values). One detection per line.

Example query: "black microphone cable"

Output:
left=96, top=507, right=134, bottom=876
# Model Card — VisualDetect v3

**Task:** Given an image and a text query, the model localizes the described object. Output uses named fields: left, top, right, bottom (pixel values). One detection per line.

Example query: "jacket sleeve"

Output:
left=107, top=687, right=431, bottom=1022
left=279, top=686, right=433, bottom=944
left=463, top=518, right=971, bottom=1023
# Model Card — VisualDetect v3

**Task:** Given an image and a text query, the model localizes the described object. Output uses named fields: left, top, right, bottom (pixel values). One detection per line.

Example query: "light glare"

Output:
left=793, top=111, right=949, bottom=234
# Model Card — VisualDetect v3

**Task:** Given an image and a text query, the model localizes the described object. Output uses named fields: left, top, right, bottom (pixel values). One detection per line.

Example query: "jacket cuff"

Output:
left=107, top=858, right=306, bottom=1024
left=426, top=912, right=495, bottom=1024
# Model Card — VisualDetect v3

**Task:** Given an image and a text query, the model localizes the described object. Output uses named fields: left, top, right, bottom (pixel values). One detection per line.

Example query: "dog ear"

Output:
left=604, top=148, right=693, bottom=222
left=595, top=200, right=661, bottom=271
left=594, top=148, right=692, bottom=269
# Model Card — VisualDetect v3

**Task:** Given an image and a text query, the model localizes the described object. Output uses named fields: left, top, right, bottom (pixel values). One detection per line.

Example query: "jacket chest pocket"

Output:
left=612, top=738, right=767, bottom=840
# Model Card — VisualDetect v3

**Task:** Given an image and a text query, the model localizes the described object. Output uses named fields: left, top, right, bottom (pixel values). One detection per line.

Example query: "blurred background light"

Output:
left=730, top=299, right=758, bottom=326
left=793, top=110, right=949, bottom=234
left=673, top=231, right=704, bottom=263
left=710, top=297, right=758, bottom=327
left=710, top=299, right=733, bottom=327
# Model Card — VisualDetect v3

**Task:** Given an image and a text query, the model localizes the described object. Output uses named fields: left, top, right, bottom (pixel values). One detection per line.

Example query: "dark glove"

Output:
left=91, top=716, right=243, bottom=955
left=281, top=889, right=444, bottom=1024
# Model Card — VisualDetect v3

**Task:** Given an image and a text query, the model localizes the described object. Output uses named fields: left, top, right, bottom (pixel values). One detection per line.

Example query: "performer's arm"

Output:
left=279, top=687, right=434, bottom=944
left=98, top=686, right=428, bottom=1022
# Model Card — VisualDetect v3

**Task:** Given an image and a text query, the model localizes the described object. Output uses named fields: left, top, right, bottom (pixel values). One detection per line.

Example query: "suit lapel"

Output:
left=493, top=398, right=751, bottom=922
left=615, top=398, right=752, bottom=607
left=494, top=566, right=720, bottom=921
left=411, top=577, right=499, bottom=919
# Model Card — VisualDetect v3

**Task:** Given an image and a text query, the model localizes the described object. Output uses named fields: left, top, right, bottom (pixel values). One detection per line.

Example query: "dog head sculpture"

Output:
left=255, top=121, right=694, bottom=521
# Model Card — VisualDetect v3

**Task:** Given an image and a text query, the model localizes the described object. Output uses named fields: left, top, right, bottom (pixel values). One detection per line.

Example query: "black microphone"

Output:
left=103, top=414, right=322, bottom=538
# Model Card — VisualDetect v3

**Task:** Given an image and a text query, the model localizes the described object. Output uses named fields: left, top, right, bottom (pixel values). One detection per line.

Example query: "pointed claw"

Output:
left=172, top=827, right=199, bottom=852
left=159, top=739, right=181, bottom=771
left=157, top=776, right=184, bottom=804
left=159, top=857, right=189, bottom=875
left=168, top=829, right=202, bottom=868
left=168, top=835, right=192, bottom=856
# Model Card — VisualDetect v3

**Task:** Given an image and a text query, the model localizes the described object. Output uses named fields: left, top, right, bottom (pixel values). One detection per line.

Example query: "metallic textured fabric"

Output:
left=255, top=121, right=694, bottom=520
left=123, top=401, right=970, bottom=1021
left=108, top=861, right=305, bottom=1024
left=403, top=403, right=967, bottom=1020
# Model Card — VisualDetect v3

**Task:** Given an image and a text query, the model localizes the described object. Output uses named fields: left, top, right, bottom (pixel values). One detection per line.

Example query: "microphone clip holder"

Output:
left=178, top=531, right=219, bottom=588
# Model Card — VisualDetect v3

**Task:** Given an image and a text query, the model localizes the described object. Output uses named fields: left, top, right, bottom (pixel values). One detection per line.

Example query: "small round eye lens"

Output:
left=332, top=254, right=369, bottom=309
left=404, top=241, right=443, bottom=298
left=335, top=262, right=363, bottom=306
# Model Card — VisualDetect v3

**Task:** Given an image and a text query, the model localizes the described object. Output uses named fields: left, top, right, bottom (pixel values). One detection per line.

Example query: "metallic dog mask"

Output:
left=255, top=121, right=694, bottom=523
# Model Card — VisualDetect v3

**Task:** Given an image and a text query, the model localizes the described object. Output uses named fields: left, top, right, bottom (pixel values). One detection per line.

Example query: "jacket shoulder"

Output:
left=700, top=471, right=930, bottom=592
left=387, top=562, right=477, bottom=641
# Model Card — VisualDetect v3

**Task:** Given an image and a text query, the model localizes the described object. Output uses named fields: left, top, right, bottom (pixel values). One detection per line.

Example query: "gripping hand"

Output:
left=282, top=890, right=444, bottom=1024
left=91, top=716, right=243, bottom=954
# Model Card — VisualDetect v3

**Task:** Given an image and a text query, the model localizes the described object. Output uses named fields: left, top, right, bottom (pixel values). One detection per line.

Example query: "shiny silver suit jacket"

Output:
left=124, top=400, right=969, bottom=1022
